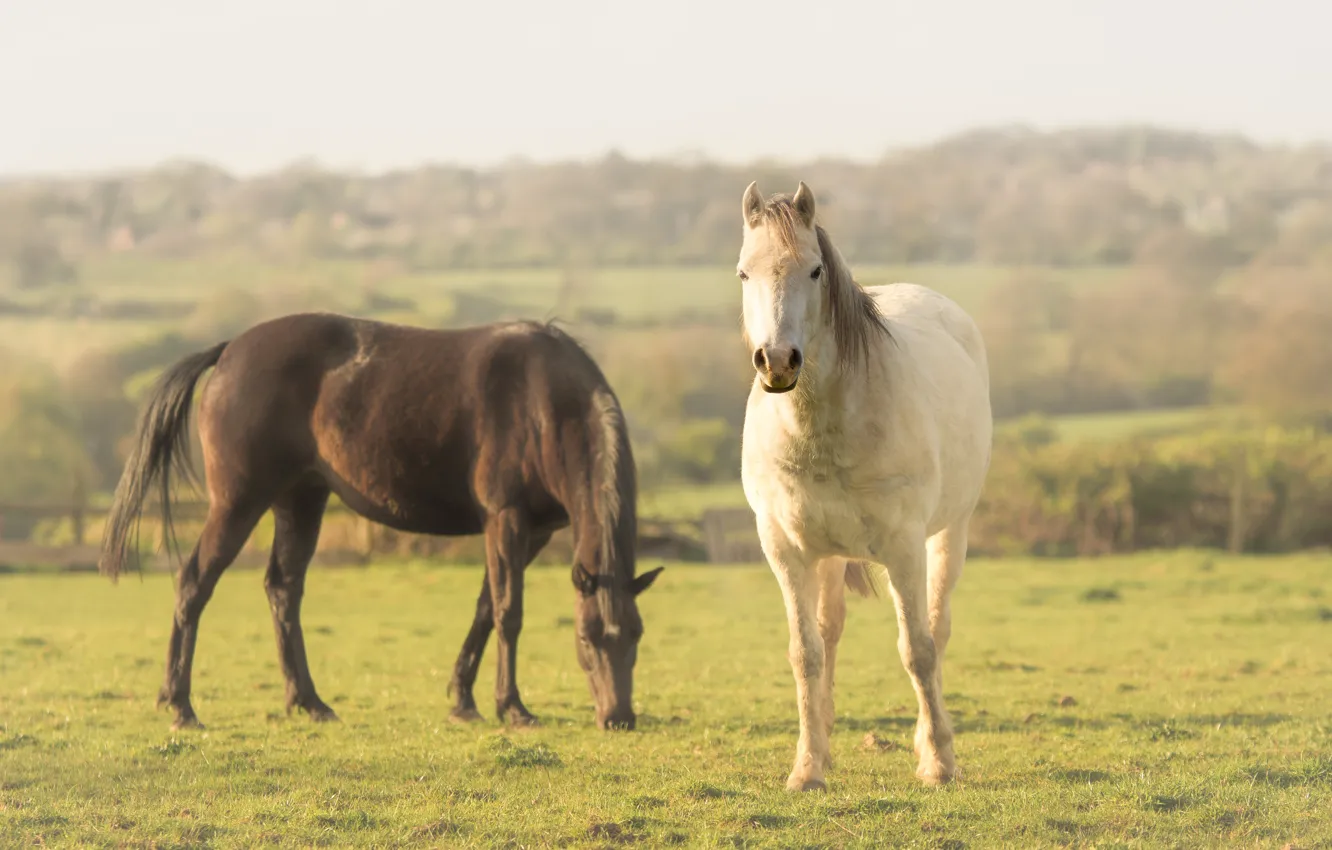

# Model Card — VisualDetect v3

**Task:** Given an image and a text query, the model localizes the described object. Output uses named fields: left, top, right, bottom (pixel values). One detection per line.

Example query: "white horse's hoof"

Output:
left=915, top=762, right=956, bottom=786
left=786, top=775, right=828, bottom=793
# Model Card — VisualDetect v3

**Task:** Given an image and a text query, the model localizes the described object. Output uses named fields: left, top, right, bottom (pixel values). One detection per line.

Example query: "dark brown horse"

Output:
left=100, top=313, right=663, bottom=732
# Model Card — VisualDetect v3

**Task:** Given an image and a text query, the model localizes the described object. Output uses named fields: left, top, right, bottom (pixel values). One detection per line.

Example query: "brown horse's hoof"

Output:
left=501, top=707, right=540, bottom=728
left=285, top=695, right=340, bottom=723
left=449, top=707, right=485, bottom=724
left=170, top=715, right=205, bottom=731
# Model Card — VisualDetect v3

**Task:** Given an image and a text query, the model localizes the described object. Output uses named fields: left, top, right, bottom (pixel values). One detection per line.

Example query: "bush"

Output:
left=0, top=356, right=94, bottom=538
left=972, top=426, right=1332, bottom=556
left=652, top=418, right=741, bottom=485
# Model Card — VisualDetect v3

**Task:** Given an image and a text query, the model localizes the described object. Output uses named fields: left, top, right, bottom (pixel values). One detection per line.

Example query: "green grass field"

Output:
left=1, top=258, right=1132, bottom=369
left=2, top=553, right=1329, bottom=848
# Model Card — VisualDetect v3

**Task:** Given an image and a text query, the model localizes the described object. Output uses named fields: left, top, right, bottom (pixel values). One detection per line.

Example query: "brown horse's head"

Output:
left=572, top=564, right=664, bottom=730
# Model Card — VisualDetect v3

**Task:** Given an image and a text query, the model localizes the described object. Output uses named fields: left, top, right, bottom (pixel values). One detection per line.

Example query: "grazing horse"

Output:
left=99, top=314, right=663, bottom=732
left=736, top=182, right=992, bottom=790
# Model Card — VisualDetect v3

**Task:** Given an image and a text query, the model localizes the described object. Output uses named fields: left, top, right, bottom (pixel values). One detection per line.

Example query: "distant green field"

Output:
left=638, top=481, right=751, bottom=519
left=0, top=257, right=1132, bottom=369
left=1048, top=407, right=1248, bottom=442
left=2, top=553, right=1328, bottom=847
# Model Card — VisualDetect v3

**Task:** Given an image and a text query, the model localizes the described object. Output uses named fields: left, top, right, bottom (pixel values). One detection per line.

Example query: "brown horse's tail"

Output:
left=99, top=341, right=229, bottom=581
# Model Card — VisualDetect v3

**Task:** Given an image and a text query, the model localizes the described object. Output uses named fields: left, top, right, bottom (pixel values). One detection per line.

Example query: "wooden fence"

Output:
left=0, top=498, right=765, bottom=570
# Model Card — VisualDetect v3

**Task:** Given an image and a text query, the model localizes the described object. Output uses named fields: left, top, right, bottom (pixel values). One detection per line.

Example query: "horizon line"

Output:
left=5, top=122, right=1330, bottom=184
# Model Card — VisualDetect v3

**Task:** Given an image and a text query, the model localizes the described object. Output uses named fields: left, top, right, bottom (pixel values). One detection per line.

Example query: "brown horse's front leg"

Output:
left=486, top=509, right=538, bottom=727
left=447, top=576, right=493, bottom=723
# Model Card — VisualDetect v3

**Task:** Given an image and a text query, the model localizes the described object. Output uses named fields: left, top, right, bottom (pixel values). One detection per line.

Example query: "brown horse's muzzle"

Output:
left=579, top=634, right=639, bottom=732
left=598, top=707, right=636, bottom=731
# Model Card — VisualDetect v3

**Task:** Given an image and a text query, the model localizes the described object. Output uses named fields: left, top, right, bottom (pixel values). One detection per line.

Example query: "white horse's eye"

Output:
left=738, top=271, right=749, bottom=282
left=811, top=266, right=823, bottom=281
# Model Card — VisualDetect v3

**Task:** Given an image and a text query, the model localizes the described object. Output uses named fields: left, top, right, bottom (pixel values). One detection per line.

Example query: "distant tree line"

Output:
left=3, top=127, right=1332, bottom=276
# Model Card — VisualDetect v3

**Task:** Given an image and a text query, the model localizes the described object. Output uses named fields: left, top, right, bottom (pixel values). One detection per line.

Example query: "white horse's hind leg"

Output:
left=760, top=525, right=829, bottom=792
left=816, top=557, right=848, bottom=770
left=927, top=517, right=970, bottom=697
left=883, top=525, right=955, bottom=785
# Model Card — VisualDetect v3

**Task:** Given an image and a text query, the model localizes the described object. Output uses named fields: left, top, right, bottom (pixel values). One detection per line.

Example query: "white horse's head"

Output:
left=738, top=181, right=827, bottom=393
left=738, top=181, right=886, bottom=394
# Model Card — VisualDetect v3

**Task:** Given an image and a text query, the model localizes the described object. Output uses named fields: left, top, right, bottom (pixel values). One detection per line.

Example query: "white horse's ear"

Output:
left=742, top=181, right=764, bottom=228
left=793, top=181, right=816, bottom=227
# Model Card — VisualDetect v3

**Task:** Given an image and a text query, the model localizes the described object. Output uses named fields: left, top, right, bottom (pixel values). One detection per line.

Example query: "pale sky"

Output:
left=1, top=0, right=1327, bottom=176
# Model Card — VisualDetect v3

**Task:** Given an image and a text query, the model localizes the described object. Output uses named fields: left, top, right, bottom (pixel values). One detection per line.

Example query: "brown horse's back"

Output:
left=196, top=313, right=601, bottom=537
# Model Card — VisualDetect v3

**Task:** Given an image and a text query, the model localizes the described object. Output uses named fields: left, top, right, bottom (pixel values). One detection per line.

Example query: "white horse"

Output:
left=736, top=181, right=993, bottom=791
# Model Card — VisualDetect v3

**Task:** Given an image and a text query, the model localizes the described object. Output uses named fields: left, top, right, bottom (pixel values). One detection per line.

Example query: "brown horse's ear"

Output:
left=631, top=566, right=665, bottom=596
left=793, top=181, right=816, bottom=227
left=742, top=181, right=764, bottom=228
left=573, top=563, right=598, bottom=596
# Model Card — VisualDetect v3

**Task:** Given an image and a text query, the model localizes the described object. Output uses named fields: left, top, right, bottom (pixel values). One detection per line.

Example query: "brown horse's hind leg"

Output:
left=448, top=529, right=551, bottom=724
left=159, top=499, right=267, bottom=730
left=486, top=508, right=541, bottom=727
left=265, top=482, right=336, bottom=722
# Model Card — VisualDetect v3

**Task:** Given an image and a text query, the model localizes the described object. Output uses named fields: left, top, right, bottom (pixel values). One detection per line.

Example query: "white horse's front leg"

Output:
left=882, top=525, right=956, bottom=785
left=759, top=524, right=828, bottom=792
left=816, top=557, right=847, bottom=771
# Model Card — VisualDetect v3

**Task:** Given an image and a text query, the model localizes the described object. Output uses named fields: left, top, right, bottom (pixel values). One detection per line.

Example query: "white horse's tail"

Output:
left=845, top=560, right=890, bottom=599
